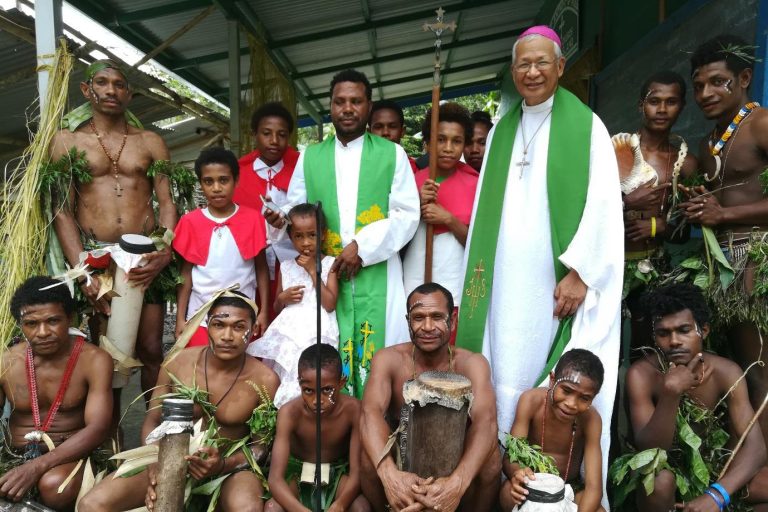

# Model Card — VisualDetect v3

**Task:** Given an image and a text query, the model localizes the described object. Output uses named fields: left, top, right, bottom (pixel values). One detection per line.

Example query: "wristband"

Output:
left=710, top=483, right=731, bottom=507
left=704, top=489, right=725, bottom=510
left=650, top=216, right=657, bottom=238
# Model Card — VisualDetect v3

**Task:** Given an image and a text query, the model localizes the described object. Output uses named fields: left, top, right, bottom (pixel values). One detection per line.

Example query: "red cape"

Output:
left=233, top=147, right=300, bottom=211
left=173, top=206, right=266, bottom=266
left=415, top=162, right=479, bottom=235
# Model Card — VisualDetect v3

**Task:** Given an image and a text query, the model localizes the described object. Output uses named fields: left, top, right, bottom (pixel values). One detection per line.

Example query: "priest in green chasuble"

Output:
left=456, top=26, right=623, bottom=504
left=265, top=70, right=420, bottom=398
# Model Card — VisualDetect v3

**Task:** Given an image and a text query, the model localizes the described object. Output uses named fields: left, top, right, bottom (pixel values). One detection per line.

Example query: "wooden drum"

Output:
left=399, top=371, right=473, bottom=478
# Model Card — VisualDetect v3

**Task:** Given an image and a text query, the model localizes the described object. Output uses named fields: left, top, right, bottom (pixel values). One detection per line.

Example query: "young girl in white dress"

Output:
left=247, top=203, right=339, bottom=406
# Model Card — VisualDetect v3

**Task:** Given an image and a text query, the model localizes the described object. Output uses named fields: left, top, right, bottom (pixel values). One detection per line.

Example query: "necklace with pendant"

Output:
left=91, top=119, right=128, bottom=197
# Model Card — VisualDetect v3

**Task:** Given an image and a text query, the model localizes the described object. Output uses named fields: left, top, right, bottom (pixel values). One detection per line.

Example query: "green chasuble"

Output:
left=456, top=87, right=593, bottom=383
left=304, top=133, right=395, bottom=397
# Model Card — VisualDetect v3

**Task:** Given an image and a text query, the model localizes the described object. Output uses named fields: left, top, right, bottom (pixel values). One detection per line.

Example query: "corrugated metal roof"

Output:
left=0, top=0, right=544, bottom=164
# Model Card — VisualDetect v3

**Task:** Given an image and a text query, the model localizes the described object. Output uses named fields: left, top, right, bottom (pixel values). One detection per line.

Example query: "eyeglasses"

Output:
left=514, top=61, right=554, bottom=73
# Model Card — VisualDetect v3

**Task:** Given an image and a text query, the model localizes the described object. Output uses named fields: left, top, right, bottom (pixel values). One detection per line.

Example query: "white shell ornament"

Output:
left=612, top=132, right=659, bottom=194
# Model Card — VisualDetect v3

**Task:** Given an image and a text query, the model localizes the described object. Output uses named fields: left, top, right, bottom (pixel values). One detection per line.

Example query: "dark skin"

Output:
left=265, top=368, right=369, bottom=512
left=275, top=214, right=338, bottom=315
left=463, top=122, right=490, bottom=172
left=174, top=163, right=270, bottom=339
left=255, top=116, right=291, bottom=167
left=369, top=108, right=405, bottom=144
left=623, top=82, right=698, bottom=248
left=501, top=376, right=604, bottom=512
left=49, top=67, right=177, bottom=406
left=679, top=60, right=768, bottom=453
left=0, top=303, right=113, bottom=511
left=265, top=81, right=371, bottom=279
left=78, top=305, right=280, bottom=512
left=626, top=309, right=768, bottom=512
left=360, top=291, right=501, bottom=512
left=419, top=121, right=470, bottom=246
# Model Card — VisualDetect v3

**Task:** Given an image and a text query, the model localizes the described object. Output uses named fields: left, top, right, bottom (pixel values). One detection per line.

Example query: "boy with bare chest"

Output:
left=501, top=349, right=604, bottom=512
left=267, top=345, right=368, bottom=511
left=79, top=292, right=279, bottom=512
left=0, top=277, right=113, bottom=511
left=679, top=34, right=768, bottom=456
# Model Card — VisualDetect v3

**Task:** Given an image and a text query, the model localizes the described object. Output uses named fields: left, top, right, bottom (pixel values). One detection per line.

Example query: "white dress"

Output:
left=247, top=256, right=339, bottom=407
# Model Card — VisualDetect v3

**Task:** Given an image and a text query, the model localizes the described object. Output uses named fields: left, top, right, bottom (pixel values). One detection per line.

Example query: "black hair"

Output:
left=640, top=283, right=711, bottom=331
left=194, top=147, right=240, bottom=181
left=286, top=203, right=327, bottom=236
left=470, top=110, right=494, bottom=131
left=298, top=344, right=343, bottom=379
left=421, top=102, right=473, bottom=143
left=10, top=276, right=75, bottom=322
left=407, top=282, right=454, bottom=315
left=330, top=69, right=372, bottom=101
left=691, top=34, right=755, bottom=77
left=640, top=70, right=687, bottom=104
left=370, top=100, right=405, bottom=126
left=554, top=348, right=605, bottom=391
left=209, top=290, right=256, bottom=324
left=250, top=101, right=294, bottom=134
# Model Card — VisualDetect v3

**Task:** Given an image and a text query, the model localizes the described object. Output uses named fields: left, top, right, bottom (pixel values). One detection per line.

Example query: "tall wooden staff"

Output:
left=423, top=8, right=455, bottom=282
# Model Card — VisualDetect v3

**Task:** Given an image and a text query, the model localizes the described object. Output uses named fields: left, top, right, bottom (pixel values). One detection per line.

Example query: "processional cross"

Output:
left=422, top=7, right=456, bottom=283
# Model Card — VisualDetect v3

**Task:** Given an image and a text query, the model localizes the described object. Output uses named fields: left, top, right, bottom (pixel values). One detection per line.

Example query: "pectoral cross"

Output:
left=516, top=156, right=530, bottom=179
left=114, top=180, right=123, bottom=197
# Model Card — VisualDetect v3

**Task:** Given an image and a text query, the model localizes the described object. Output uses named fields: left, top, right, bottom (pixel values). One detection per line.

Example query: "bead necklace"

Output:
left=90, top=119, right=129, bottom=197
left=540, top=390, right=577, bottom=480
left=24, top=336, right=85, bottom=459
left=705, top=101, right=760, bottom=182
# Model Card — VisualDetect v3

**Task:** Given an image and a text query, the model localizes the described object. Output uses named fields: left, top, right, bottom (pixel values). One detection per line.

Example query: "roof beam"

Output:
left=107, top=0, right=211, bottom=26
left=67, top=0, right=220, bottom=96
left=291, top=28, right=524, bottom=79
left=269, top=0, right=511, bottom=49
left=212, top=0, right=325, bottom=124
left=173, top=47, right=249, bottom=70
left=360, top=0, right=383, bottom=100
left=306, top=55, right=510, bottom=100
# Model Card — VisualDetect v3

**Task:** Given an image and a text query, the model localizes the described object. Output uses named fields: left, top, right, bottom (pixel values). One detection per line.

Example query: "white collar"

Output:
left=522, top=93, right=555, bottom=114
left=253, top=156, right=284, bottom=173
left=335, top=134, right=365, bottom=149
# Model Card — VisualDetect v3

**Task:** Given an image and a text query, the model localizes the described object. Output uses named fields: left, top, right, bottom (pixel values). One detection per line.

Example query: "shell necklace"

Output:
left=705, top=101, right=760, bottom=182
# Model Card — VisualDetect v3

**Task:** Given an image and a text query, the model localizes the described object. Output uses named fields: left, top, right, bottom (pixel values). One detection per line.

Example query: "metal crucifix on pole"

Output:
left=423, top=7, right=456, bottom=283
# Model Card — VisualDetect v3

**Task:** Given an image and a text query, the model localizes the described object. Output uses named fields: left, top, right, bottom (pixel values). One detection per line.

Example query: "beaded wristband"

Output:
left=704, top=489, right=725, bottom=511
left=710, top=483, right=731, bottom=507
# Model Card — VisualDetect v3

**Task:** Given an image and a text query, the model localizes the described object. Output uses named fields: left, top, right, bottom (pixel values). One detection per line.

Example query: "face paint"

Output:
left=694, top=322, right=703, bottom=339
left=327, top=389, right=336, bottom=406
left=88, top=82, right=100, bottom=104
left=242, top=329, right=251, bottom=344
left=407, top=301, right=424, bottom=314
left=723, top=79, right=733, bottom=94
left=210, top=313, right=230, bottom=320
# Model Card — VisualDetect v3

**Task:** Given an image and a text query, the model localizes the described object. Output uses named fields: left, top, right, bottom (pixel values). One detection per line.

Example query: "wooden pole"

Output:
left=718, top=388, right=768, bottom=478
left=422, top=8, right=456, bottom=283
left=132, top=5, right=216, bottom=69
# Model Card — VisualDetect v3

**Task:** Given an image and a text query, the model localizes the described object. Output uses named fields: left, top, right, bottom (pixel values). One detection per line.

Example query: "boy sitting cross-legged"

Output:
left=265, top=344, right=369, bottom=512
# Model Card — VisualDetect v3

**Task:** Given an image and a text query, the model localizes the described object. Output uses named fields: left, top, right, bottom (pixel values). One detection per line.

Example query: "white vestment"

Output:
left=468, top=94, right=623, bottom=506
left=283, top=134, right=420, bottom=347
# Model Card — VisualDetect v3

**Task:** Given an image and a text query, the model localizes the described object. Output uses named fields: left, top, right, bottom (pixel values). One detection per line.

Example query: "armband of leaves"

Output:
left=246, top=382, right=278, bottom=446
left=147, top=159, right=197, bottom=215
left=760, top=167, right=768, bottom=195
left=504, top=435, right=559, bottom=475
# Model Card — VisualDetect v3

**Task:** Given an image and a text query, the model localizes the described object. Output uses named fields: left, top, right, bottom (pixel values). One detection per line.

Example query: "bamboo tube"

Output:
left=154, top=399, right=194, bottom=512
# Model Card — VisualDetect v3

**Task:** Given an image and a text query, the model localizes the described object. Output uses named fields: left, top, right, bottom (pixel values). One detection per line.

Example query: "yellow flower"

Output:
left=323, top=229, right=343, bottom=256
left=356, top=204, right=385, bottom=227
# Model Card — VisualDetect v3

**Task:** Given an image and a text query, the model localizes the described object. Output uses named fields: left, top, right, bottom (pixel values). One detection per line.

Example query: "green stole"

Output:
left=304, top=133, right=395, bottom=397
left=456, top=87, right=593, bottom=383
